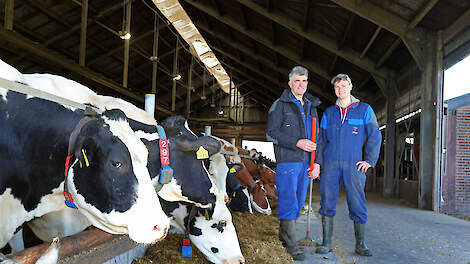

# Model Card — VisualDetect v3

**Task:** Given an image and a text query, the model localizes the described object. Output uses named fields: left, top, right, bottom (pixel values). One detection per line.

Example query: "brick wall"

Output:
left=455, top=105, right=470, bottom=214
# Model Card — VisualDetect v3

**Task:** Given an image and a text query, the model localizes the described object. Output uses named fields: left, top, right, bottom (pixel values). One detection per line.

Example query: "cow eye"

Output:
left=110, top=160, right=122, bottom=168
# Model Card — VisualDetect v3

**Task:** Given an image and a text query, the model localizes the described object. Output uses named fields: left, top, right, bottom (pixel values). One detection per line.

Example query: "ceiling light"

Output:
left=119, top=31, right=131, bottom=40
left=173, top=74, right=182, bottom=80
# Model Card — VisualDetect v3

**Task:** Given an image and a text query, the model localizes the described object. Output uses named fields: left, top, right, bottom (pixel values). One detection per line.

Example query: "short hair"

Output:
left=331, top=73, right=352, bottom=85
left=288, top=66, right=308, bottom=82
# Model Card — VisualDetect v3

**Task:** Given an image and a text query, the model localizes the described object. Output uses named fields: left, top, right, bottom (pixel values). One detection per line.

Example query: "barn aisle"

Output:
left=294, top=188, right=470, bottom=264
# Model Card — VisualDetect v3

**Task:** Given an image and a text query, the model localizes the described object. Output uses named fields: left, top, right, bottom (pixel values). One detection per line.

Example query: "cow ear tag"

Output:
left=196, top=146, right=209, bottom=159
left=229, top=167, right=236, bottom=173
left=81, top=148, right=90, bottom=167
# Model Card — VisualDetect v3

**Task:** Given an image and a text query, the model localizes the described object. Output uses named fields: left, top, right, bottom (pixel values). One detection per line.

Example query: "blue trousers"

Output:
left=275, top=162, right=310, bottom=220
left=318, top=161, right=368, bottom=223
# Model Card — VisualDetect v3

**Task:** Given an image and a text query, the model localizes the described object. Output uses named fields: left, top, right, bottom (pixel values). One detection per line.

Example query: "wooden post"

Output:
left=186, top=57, right=193, bottom=118
left=172, top=39, right=179, bottom=112
left=4, top=0, right=14, bottom=30
left=79, top=0, right=88, bottom=66
left=123, top=1, right=131, bottom=88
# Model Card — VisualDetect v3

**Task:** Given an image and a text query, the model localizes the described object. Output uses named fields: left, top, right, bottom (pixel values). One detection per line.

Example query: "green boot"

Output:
left=315, top=216, right=333, bottom=254
left=279, top=220, right=305, bottom=261
left=354, top=222, right=372, bottom=256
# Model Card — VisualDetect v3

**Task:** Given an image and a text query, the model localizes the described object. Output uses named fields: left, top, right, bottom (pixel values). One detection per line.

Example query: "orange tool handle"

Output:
left=309, top=117, right=317, bottom=171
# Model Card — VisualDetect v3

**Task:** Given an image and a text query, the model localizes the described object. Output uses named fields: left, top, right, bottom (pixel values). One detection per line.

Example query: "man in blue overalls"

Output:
left=315, top=74, right=382, bottom=256
left=267, top=66, right=321, bottom=261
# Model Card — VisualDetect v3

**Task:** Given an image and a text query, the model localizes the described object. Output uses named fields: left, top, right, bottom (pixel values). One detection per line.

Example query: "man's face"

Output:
left=334, top=79, right=352, bottom=100
left=288, top=74, right=308, bottom=98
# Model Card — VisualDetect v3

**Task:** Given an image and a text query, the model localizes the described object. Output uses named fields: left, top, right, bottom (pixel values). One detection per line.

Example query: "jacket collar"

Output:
left=336, top=95, right=360, bottom=108
left=279, top=89, right=321, bottom=107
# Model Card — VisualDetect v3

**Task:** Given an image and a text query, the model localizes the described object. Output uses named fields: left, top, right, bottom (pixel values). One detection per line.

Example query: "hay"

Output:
left=134, top=199, right=293, bottom=263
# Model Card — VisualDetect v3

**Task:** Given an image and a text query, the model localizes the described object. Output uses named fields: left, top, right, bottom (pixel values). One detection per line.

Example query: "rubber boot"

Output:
left=315, top=216, right=333, bottom=254
left=354, top=222, right=372, bottom=256
left=279, top=220, right=305, bottom=261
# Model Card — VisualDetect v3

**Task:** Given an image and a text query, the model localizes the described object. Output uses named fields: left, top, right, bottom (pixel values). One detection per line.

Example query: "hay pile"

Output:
left=133, top=199, right=293, bottom=263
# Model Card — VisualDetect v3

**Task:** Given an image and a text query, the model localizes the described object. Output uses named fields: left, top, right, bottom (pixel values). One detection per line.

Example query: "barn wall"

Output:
left=454, top=105, right=470, bottom=215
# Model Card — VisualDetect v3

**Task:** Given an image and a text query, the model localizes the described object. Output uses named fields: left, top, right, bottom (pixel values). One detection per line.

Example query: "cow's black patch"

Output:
left=158, top=196, right=180, bottom=217
left=211, top=247, right=219, bottom=253
left=211, top=221, right=226, bottom=233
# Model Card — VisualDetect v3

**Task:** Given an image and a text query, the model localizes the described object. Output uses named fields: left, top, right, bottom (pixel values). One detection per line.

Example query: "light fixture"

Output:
left=173, top=74, right=182, bottom=80
left=218, top=109, right=224, bottom=115
left=119, top=31, right=131, bottom=40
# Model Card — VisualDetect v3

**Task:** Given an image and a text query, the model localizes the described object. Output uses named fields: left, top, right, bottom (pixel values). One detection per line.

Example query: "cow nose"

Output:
left=223, top=257, right=245, bottom=264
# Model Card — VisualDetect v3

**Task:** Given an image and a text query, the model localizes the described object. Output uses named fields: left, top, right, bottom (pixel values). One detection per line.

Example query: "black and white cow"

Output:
left=20, top=74, right=220, bottom=208
left=0, top=61, right=170, bottom=250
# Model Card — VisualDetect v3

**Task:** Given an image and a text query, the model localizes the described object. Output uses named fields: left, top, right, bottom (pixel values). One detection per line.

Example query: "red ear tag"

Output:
left=159, top=140, right=170, bottom=166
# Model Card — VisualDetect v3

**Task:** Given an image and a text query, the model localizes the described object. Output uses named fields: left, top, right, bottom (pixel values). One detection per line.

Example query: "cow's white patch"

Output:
left=134, top=130, right=160, bottom=141
left=0, top=185, right=64, bottom=249
left=0, top=59, right=22, bottom=103
left=184, top=121, right=197, bottom=137
left=28, top=207, right=90, bottom=242
left=97, top=95, right=157, bottom=126
left=208, top=153, right=228, bottom=199
left=157, top=179, right=212, bottom=209
left=21, top=74, right=95, bottom=111
left=242, top=188, right=253, bottom=214
left=0, top=87, right=7, bottom=103
left=67, top=118, right=170, bottom=244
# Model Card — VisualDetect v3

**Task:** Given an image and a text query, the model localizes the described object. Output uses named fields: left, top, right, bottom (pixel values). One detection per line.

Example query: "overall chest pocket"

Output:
left=348, top=118, right=364, bottom=135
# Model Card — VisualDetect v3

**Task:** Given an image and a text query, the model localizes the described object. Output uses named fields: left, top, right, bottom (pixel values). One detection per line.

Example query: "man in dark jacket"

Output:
left=315, top=73, right=381, bottom=256
left=267, top=66, right=321, bottom=261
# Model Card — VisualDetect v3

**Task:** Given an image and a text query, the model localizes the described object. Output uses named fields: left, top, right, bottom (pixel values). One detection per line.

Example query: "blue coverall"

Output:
left=275, top=93, right=312, bottom=220
left=318, top=100, right=381, bottom=223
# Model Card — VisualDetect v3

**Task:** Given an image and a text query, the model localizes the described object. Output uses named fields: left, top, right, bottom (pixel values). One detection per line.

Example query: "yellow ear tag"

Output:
left=204, top=210, right=210, bottom=220
left=196, top=146, right=209, bottom=160
left=79, top=160, right=83, bottom=168
left=81, top=148, right=90, bottom=167
left=229, top=167, right=236, bottom=173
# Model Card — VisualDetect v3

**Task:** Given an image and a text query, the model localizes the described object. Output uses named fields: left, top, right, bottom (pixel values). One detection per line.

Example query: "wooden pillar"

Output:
left=4, top=0, right=14, bottom=30
left=151, top=17, right=159, bottom=94
left=419, top=31, right=442, bottom=210
left=171, top=39, right=179, bottom=112
left=186, top=57, right=193, bottom=118
left=384, top=78, right=396, bottom=199
left=79, top=0, right=88, bottom=66
left=123, top=1, right=131, bottom=88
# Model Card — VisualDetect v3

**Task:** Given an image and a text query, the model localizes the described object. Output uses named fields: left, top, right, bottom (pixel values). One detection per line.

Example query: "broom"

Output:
left=297, top=117, right=317, bottom=247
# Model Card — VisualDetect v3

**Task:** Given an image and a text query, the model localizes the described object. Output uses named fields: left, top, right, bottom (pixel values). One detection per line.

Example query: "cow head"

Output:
left=66, top=109, right=169, bottom=243
left=160, top=189, right=245, bottom=264
left=129, top=115, right=220, bottom=208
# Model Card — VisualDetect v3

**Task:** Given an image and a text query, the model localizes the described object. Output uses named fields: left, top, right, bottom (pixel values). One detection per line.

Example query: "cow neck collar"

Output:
left=154, top=125, right=174, bottom=193
left=63, top=107, right=99, bottom=209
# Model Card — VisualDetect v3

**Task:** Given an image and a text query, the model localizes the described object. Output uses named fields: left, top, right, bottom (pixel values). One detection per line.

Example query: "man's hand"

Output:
left=356, top=161, right=371, bottom=173
left=308, top=163, right=320, bottom=179
left=296, top=139, right=316, bottom=152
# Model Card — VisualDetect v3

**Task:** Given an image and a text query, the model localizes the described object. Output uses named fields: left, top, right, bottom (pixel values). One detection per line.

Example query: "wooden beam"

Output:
left=122, top=1, right=131, bottom=88
left=196, top=23, right=336, bottom=102
left=339, top=14, right=355, bottom=49
left=407, top=0, right=439, bottom=30
left=443, top=8, right=470, bottom=44
left=330, top=0, right=428, bottom=71
left=230, top=0, right=392, bottom=79
left=376, top=38, right=401, bottom=68
left=360, top=26, right=381, bottom=58
left=79, top=0, right=88, bottom=66
left=302, top=0, right=311, bottom=31
left=186, top=1, right=336, bottom=99
left=0, top=27, right=173, bottom=115
left=4, top=0, right=14, bottom=30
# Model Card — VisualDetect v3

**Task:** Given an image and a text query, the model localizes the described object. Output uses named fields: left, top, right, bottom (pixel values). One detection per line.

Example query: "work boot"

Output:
left=315, top=216, right=333, bottom=254
left=354, top=222, right=372, bottom=256
left=279, top=220, right=305, bottom=261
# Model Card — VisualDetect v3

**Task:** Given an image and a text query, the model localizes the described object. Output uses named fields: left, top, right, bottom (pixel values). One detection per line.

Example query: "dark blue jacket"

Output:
left=267, top=89, right=321, bottom=163
left=319, top=101, right=381, bottom=167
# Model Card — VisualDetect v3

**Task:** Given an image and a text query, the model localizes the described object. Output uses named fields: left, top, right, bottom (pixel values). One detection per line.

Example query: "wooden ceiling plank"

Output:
left=232, top=0, right=392, bottom=79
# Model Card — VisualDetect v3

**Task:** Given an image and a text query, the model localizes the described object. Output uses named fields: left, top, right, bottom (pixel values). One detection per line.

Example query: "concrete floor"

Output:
left=293, top=187, right=470, bottom=264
